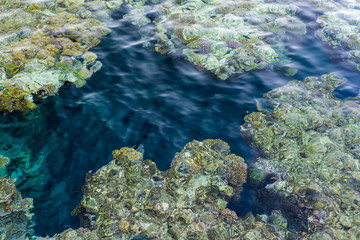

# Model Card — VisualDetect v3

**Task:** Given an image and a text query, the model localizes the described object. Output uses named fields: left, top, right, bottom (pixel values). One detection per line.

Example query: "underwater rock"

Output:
left=35, top=139, right=289, bottom=239
left=242, top=72, right=360, bottom=239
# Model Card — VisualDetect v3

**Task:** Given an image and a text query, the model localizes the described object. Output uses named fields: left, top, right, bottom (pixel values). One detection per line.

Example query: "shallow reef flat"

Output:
left=123, top=0, right=307, bottom=80
left=0, top=0, right=309, bottom=113
left=2, top=0, right=360, bottom=112
left=122, top=0, right=360, bottom=78
left=242, top=72, right=360, bottom=239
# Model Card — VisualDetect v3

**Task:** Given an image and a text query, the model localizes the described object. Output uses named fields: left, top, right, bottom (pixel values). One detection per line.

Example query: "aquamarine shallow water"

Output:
left=1, top=3, right=360, bottom=237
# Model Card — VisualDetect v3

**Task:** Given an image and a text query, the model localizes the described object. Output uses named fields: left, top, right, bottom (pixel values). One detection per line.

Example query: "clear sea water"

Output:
left=2, top=3, right=360, bottom=237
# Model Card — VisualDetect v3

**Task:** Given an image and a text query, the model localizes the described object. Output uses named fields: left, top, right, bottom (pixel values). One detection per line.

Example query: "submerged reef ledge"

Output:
left=0, top=0, right=306, bottom=113
left=2, top=0, right=360, bottom=112
left=242, top=72, right=360, bottom=239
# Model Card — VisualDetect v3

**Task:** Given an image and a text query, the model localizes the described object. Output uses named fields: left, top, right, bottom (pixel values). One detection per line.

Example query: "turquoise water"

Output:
left=1, top=2, right=360, bottom=238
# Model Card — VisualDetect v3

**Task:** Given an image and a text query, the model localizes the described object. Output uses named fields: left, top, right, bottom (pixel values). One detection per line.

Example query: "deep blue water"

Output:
left=1, top=5, right=360, bottom=237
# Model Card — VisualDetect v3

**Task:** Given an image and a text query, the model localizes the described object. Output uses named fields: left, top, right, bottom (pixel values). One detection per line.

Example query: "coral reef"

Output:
left=35, top=139, right=290, bottom=239
left=242, top=72, right=360, bottom=239
left=123, top=0, right=307, bottom=80
left=3, top=0, right=360, bottom=239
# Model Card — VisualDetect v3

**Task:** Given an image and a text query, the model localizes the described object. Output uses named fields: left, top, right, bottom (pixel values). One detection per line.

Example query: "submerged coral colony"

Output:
left=1, top=0, right=360, bottom=239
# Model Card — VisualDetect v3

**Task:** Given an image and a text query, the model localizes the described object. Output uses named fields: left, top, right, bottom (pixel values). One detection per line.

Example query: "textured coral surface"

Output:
left=0, top=0, right=116, bottom=112
left=242, top=72, right=360, bottom=239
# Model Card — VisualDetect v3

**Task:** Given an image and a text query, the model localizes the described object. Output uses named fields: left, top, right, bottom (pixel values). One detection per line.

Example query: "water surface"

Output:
left=1, top=3, right=360, bottom=237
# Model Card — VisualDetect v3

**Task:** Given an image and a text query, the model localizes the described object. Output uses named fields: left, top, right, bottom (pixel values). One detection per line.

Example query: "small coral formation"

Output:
left=123, top=0, right=307, bottom=80
left=0, top=160, right=34, bottom=239
left=242, top=72, right=360, bottom=239
left=0, top=86, right=35, bottom=112
left=35, top=139, right=290, bottom=239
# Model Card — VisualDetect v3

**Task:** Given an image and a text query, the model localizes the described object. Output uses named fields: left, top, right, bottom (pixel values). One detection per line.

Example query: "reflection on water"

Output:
left=1, top=0, right=360, bottom=238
